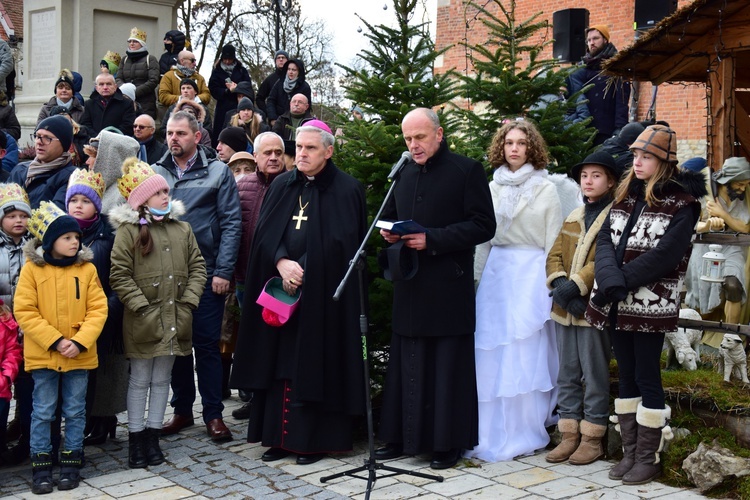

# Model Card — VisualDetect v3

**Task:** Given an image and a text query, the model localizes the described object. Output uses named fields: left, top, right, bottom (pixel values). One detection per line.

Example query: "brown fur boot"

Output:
left=545, top=419, right=580, bottom=463
left=609, top=397, right=640, bottom=480
left=569, top=420, right=606, bottom=465
left=622, top=404, right=673, bottom=485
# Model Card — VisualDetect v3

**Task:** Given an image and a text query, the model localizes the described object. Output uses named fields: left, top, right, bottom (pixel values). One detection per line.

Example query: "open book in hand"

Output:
left=375, top=219, right=428, bottom=236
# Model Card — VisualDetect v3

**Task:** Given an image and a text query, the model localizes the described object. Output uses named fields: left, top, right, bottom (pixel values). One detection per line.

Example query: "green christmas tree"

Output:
left=459, top=0, right=596, bottom=171
left=335, top=0, right=460, bottom=371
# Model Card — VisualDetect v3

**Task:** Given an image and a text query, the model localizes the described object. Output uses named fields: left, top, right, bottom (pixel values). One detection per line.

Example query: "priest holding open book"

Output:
left=375, top=108, right=496, bottom=469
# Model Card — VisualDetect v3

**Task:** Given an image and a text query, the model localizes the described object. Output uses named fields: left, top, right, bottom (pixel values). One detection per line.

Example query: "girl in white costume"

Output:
left=466, top=120, right=562, bottom=462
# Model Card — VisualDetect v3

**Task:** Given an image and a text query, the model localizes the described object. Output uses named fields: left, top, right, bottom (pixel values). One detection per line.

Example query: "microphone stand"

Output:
left=324, top=165, right=443, bottom=499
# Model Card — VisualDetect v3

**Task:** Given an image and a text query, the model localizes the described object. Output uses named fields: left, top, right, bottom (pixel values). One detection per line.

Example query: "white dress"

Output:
left=465, top=165, right=563, bottom=463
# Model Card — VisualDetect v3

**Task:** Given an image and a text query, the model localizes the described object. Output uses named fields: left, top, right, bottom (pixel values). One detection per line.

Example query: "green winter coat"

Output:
left=109, top=200, right=206, bottom=359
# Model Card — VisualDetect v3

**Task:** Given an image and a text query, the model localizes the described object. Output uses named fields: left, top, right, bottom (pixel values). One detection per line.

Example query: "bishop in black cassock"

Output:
left=230, top=124, right=366, bottom=464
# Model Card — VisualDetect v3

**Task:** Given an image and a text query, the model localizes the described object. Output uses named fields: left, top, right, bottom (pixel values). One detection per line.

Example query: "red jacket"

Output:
left=0, top=314, right=21, bottom=400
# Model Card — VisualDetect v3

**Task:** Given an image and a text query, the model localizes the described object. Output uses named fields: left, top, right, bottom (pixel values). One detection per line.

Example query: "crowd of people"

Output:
left=0, top=21, right=737, bottom=497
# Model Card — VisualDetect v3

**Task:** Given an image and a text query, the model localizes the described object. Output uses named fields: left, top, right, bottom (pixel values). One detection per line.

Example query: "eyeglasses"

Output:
left=31, top=133, right=60, bottom=145
left=133, top=124, right=154, bottom=130
left=184, top=58, right=196, bottom=63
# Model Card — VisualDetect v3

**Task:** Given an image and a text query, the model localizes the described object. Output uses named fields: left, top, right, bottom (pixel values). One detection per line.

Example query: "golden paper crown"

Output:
left=103, top=51, right=121, bottom=66
left=0, top=183, right=30, bottom=211
left=128, top=27, right=147, bottom=44
left=27, top=201, right=66, bottom=241
left=68, top=168, right=105, bottom=200
left=118, top=157, right=159, bottom=201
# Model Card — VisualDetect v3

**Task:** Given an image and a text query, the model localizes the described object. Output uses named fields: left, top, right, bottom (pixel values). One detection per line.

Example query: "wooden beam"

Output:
left=736, top=99, right=750, bottom=161
left=708, top=57, right=735, bottom=169
left=646, top=23, right=750, bottom=84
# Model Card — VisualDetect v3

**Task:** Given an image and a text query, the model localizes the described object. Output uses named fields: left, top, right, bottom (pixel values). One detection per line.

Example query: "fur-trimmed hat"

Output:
left=630, top=125, right=678, bottom=164
left=0, top=183, right=31, bottom=218
left=55, top=69, right=75, bottom=91
left=118, top=157, right=170, bottom=210
left=66, top=168, right=106, bottom=213
left=28, top=201, right=82, bottom=252
left=36, top=116, right=73, bottom=152
left=174, top=99, right=206, bottom=123
left=712, top=157, right=750, bottom=185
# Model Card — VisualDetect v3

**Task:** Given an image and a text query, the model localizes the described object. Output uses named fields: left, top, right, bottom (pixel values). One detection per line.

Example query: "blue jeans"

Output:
left=171, top=281, right=225, bottom=422
left=30, top=369, right=88, bottom=454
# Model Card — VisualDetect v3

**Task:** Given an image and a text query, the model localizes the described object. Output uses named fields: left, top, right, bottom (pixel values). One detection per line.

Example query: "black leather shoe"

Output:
left=296, top=453, right=326, bottom=465
left=430, top=448, right=461, bottom=470
left=261, top=447, right=290, bottom=462
left=231, top=402, right=251, bottom=420
left=374, top=443, right=403, bottom=460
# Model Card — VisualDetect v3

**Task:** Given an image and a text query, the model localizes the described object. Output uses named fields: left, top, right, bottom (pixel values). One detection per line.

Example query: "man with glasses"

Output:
left=256, top=50, right=288, bottom=121
left=133, top=114, right=166, bottom=164
left=80, top=73, right=136, bottom=137
left=158, top=50, right=210, bottom=108
left=10, top=116, right=76, bottom=209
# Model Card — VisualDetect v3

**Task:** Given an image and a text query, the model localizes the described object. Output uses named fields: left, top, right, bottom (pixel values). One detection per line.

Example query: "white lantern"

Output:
left=700, top=244, right=726, bottom=283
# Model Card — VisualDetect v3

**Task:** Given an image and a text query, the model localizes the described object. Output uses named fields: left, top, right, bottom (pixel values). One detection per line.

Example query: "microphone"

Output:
left=387, top=151, right=413, bottom=181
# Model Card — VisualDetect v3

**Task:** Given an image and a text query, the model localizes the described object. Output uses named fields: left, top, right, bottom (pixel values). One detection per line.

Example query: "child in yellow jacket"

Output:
left=14, top=202, right=107, bottom=494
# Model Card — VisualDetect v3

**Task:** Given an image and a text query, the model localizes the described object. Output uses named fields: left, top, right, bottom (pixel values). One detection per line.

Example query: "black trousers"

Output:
left=610, top=329, right=665, bottom=409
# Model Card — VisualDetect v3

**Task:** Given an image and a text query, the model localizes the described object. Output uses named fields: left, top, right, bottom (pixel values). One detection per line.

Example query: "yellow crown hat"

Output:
left=66, top=168, right=105, bottom=213
left=28, top=201, right=81, bottom=252
left=103, top=51, right=121, bottom=67
left=0, top=183, right=31, bottom=217
left=128, top=27, right=147, bottom=45
left=118, top=157, right=170, bottom=210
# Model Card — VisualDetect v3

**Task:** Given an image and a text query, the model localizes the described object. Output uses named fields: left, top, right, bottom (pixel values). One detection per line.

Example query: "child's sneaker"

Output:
left=30, top=452, right=54, bottom=494
left=58, top=449, right=83, bottom=490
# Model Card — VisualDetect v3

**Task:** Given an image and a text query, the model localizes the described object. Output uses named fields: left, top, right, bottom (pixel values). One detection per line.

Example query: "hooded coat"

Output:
left=256, top=64, right=286, bottom=117
left=159, top=30, right=187, bottom=77
left=15, top=241, right=108, bottom=372
left=265, top=59, right=312, bottom=122
left=0, top=312, right=21, bottom=399
left=585, top=169, right=706, bottom=333
left=209, top=61, right=252, bottom=138
left=109, top=200, right=206, bottom=359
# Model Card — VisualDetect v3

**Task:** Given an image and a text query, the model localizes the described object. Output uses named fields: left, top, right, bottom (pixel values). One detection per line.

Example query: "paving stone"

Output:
left=569, top=490, right=641, bottom=499
left=614, top=482, right=687, bottom=498
left=100, top=476, right=174, bottom=497
left=422, top=473, right=496, bottom=496
left=546, top=460, right=611, bottom=478
left=463, top=459, right=533, bottom=478
left=350, top=481, right=426, bottom=500
left=495, top=466, right=564, bottom=489
left=85, top=468, right=155, bottom=488
left=288, top=484, right=327, bottom=497
left=119, top=485, right=195, bottom=499
left=453, top=483, right=528, bottom=499
left=526, top=476, right=603, bottom=499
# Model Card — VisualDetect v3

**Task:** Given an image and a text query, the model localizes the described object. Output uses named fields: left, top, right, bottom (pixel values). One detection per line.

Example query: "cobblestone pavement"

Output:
left=0, top=394, right=707, bottom=499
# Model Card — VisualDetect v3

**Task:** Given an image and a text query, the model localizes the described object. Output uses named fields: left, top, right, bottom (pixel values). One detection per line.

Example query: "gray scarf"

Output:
left=282, top=76, right=297, bottom=95
left=220, top=61, right=236, bottom=73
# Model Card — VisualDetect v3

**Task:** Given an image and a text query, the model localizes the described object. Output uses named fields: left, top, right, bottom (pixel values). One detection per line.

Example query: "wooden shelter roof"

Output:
left=604, top=0, right=750, bottom=85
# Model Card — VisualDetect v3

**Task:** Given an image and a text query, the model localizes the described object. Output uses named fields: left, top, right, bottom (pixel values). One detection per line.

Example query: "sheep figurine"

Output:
left=665, top=308, right=702, bottom=371
left=718, top=333, right=749, bottom=384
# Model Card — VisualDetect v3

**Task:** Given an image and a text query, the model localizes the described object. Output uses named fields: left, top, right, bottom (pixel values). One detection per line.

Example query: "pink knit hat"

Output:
left=117, top=157, right=170, bottom=209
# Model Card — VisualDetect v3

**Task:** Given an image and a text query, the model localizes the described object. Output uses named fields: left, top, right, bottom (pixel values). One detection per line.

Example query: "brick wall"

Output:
left=436, top=0, right=707, bottom=157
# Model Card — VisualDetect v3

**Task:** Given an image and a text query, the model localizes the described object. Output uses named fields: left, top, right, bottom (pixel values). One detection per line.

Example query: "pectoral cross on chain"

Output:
left=293, top=196, right=309, bottom=229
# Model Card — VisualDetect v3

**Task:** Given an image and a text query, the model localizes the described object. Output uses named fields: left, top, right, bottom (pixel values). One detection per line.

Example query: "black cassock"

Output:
left=230, top=160, right=366, bottom=453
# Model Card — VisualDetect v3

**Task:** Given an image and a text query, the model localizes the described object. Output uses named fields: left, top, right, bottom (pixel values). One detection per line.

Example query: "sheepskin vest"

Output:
left=587, top=189, right=698, bottom=333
